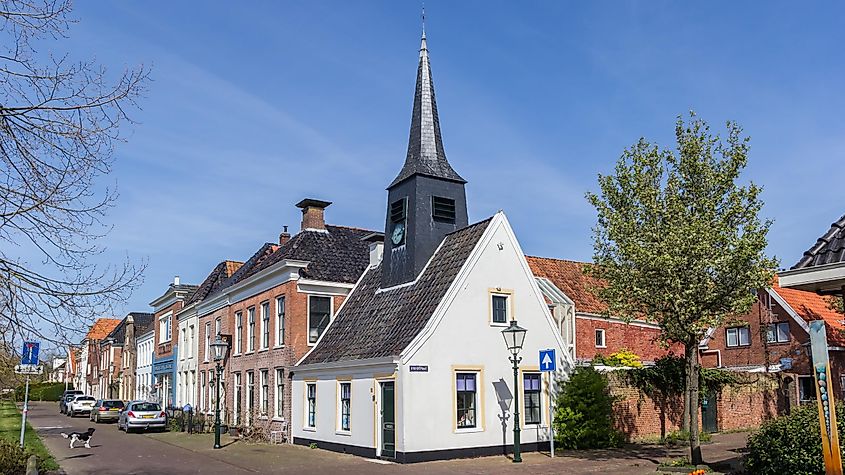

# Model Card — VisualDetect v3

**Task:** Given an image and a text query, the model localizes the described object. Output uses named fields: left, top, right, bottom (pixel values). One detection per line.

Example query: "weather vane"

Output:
left=421, top=3, right=426, bottom=37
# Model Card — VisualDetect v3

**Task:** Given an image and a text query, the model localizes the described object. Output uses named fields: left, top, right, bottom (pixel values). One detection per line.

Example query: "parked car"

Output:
left=118, top=401, right=166, bottom=433
left=90, top=399, right=125, bottom=423
left=59, top=390, right=83, bottom=414
left=66, top=395, right=96, bottom=417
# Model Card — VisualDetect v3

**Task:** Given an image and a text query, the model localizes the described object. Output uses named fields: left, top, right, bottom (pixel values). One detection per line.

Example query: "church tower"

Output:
left=381, top=30, right=468, bottom=288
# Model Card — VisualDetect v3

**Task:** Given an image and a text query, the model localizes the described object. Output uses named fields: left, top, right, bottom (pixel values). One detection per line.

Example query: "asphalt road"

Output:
left=26, top=402, right=255, bottom=475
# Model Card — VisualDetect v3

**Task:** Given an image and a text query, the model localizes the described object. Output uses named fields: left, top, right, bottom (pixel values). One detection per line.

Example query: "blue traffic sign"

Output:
left=21, top=342, right=39, bottom=365
left=539, top=349, right=556, bottom=372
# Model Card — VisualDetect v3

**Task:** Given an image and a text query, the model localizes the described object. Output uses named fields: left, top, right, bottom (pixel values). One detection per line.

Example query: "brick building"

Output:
left=80, top=318, right=120, bottom=396
left=527, top=256, right=674, bottom=364
left=195, top=198, right=375, bottom=440
left=96, top=313, right=153, bottom=399
left=700, top=278, right=845, bottom=409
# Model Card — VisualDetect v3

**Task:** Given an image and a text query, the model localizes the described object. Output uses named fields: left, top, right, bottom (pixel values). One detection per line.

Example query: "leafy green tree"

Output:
left=586, top=113, right=777, bottom=463
left=553, top=367, right=621, bottom=449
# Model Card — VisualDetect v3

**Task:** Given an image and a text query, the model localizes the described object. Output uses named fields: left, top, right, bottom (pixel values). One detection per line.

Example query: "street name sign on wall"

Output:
left=810, top=320, right=843, bottom=475
left=21, top=342, right=39, bottom=365
left=14, top=365, right=42, bottom=375
left=539, top=349, right=556, bottom=372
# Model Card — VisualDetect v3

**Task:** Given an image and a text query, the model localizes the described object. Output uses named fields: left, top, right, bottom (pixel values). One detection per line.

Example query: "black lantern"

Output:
left=501, top=320, right=527, bottom=356
left=211, top=334, right=229, bottom=362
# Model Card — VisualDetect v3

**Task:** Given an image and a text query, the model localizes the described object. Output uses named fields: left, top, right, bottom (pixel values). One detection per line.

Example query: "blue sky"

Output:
left=50, top=2, right=845, bottom=327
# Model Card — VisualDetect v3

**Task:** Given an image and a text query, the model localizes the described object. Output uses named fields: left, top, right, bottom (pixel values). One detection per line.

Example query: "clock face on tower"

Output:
left=391, top=221, right=405, bottom=246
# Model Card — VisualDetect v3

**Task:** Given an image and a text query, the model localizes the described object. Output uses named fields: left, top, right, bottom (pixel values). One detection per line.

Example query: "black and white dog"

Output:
left=60, top=428, right=95, bottom=449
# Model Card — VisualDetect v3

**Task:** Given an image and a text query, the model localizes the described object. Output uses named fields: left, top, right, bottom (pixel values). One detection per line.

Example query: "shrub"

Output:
left=745, top=403, right=845, bottom=475
left=663, top=430, right=712, bottom=446
left=593, top=349, right=643, bottom=368
left=553, top=367, right=622, bottom=449
left=14, top=382, right=72, bottom=401
left=0, top=438, right=34, bottom=475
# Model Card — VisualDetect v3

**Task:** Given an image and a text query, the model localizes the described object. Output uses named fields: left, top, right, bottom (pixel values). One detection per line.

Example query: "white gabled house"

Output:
left=290, top=30, right=573, bottom=462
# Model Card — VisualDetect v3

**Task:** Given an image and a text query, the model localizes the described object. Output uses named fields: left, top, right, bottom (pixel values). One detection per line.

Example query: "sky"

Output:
left=37, top=1, right=845, bottom=338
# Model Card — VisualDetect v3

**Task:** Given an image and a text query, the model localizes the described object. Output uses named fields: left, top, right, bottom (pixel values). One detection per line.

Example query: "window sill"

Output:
left=455, top=426, right=483, bottom=434
left=273, top=345, right=286, bottom=350
left=490, top=322, right=509, bottom=328
left=335, top=430, right=351, bottom=436
left=302, top=426, right=316, bottom=432
left=244, top=351, right=255, bottom=356
left=725, top=345, right=751, bottom=349
left=272, top=416, right=285, bottom=422
left=595, top=346, right=607, bottom=349
left=258, top=348, right=269, bottom=353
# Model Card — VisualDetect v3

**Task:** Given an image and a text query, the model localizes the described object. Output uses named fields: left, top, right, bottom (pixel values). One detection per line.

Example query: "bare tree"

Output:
left=0, top=0, right=148, bottom=348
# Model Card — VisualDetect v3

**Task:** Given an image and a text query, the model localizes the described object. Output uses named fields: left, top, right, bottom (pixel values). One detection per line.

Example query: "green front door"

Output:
left=701, top=389, right=719, bottom=433
left=381, top=381, right=395, bottom=458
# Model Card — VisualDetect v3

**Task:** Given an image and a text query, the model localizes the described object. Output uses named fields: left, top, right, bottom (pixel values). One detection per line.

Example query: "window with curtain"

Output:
left=456, top=373, right=477, bottom=428
left=524, top=373, right=541, bottom=424
left=339, top=382, right=351, bottom=431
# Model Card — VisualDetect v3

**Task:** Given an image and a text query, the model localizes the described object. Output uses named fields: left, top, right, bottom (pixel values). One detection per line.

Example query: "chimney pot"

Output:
left=174, top=276, right=180, bottom=286
left=296, top=198, right=332, bottom=232
left=279, top=225, right=291, bottom=245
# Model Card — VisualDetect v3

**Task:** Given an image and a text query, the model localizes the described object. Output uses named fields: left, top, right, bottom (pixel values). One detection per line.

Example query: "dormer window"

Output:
left=432, top=196, right=456, bottom=223
left=389, top=198, right=407, bottom=246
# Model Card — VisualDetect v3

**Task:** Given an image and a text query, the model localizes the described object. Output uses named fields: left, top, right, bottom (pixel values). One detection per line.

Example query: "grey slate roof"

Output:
left=793, top=213, right=845, bottom=269
left=243, top=225, right=375, bottom=284
left=106, top=312, right=153, bottom=345
left=301, top=217, right=492, bottom=365
left=187, top=260, right=243, bottom=304
left=388, top=33, right=465, bottom=188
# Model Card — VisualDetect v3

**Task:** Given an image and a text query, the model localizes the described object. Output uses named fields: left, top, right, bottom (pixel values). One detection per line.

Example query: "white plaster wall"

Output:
left=176, top=313, right=198, bottom=407
left=136, top=332, right=154, bottom=401
left=400, top=215, right=569, bottom=453
left=292, top=363, right=397, bottom=453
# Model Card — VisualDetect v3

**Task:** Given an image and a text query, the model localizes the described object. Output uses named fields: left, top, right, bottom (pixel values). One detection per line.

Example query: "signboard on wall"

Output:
left=810, top=320, right=843, bottom=475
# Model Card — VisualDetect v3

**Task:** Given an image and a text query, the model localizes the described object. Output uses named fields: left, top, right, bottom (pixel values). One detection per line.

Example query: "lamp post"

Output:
left=502, top=320, right=527, bottom=463
left=210, top=334, right=229, bottom=449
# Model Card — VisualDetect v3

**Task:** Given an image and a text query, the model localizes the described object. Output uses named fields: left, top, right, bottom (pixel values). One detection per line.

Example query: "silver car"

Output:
left=90, top=399, right=125, bottom=423
left=66, top=395, right=96, bottom=417
left=118, top=401, right=166, bottom=433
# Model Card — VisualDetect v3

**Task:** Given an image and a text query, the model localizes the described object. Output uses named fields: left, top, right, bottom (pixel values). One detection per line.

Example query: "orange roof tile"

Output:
left=526, top=256, right=607, bottom=315
left=85, top=318, right=121, bottom=340
left=772, top=277, right=845, bottom=346
left=225, top=260, right=243, bottom=277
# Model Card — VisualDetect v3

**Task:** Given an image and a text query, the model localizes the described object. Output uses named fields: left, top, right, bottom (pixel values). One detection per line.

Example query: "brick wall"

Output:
left=576, top=316, right=675, bottom=363
left=155, top=301, right=183, bottom=358
left=609, top=372, right=781, bottom=441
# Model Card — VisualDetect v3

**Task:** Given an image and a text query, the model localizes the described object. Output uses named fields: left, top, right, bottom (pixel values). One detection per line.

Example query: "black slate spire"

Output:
left=389, top=31, right=465, bottom=188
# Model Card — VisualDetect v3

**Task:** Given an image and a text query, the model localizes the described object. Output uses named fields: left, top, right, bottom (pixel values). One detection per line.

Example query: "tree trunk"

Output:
left=683, top=384, right=690, bottom=432
left=687, top=342, right=703, bottom=465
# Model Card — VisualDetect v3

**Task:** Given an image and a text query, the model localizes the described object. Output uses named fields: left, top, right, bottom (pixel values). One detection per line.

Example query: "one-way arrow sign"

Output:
left=539, top=349, right=556, bottom=372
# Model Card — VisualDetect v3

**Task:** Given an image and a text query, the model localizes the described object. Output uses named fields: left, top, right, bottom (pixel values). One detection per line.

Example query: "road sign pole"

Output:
left=549, top=372, right=554, bottom=458
left=19, top=375, right=30, bottom=448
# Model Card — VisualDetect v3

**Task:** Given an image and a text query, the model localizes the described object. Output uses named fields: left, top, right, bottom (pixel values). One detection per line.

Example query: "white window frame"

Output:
left=204, top=323, right=211, bottom=362
left=307, top=295, right=334, bottom=346
left=234, top=312, right=243, bottom=355
left=261, top=302, right=270, bottom=350
left=199, top=371, right=206, bottom=412
left=275, top=296, right=285, bottom=348
left=246, top=370, right=255, bottom=425
left=260, top=369, right=269, bottom=417
left=275, top=368, right=284, bottom=419
left=726, top=326, right=751, bottom=347
left=159, top=312, right=172, bottom=343
left=489, top=289, right=513, bottom=327
left=247, top=307, right=256, bottom=353
left=767, top=322, right=790, bottom=344
left=595, top=328, right=606, bottom=348
left=233, top=372, right=242, bottom=424
left=215, top=318, right=221, bottom=337
left=337, top=381, right=351, bottom=433
left=305, top=382, right=317, bottom=429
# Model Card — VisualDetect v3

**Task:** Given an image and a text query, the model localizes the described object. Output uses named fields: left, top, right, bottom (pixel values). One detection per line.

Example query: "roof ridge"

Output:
left=526, top=255, right=593, bottom=266
left=445, top=216, right=493, bottom=237
left=325, top=224, right=380, bottom=233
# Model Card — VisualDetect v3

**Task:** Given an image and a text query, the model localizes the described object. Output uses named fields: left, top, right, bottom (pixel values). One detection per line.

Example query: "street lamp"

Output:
left=210, top=334, right=229, bottom=449
left=501, top=320, right=527, bottom=463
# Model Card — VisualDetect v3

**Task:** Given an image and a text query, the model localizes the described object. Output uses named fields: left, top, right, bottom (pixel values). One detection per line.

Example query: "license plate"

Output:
left=142, top=415, right=154, bottom=419
left=110, top=408, right=119, bottom=411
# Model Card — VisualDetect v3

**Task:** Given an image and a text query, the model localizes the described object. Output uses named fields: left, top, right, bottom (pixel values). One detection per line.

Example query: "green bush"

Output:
left=14, top=382, right=71, bottom=401
left=663, top=429, right=712, bottom=446
left=745, top=403, right=845, bottom=475
left=553, top=366, right=622, bottom=449
left=0, top=438, right=35, bottom=475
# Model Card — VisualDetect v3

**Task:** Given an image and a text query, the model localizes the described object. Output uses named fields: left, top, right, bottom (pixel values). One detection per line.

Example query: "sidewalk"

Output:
left=146, top=431, right=749, bottom=474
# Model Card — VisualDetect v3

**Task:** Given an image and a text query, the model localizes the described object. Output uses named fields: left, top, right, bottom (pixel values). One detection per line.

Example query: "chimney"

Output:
left=279, top=225, right=291, bottom=245
left=362, top=232, right=385, bottom=267
left=173, top=275, right=180, bottom=286
left=296, top=198, right=332, bottom=232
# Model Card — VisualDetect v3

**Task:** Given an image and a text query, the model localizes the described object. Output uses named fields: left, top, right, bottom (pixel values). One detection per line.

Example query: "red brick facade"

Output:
left=576, top=316, right=672, bottom=363
left=197, top=278, right=348, bottom=435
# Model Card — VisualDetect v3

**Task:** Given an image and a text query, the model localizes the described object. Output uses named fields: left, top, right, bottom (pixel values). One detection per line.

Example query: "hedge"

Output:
left=14, top=382, right=73, bottom=402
